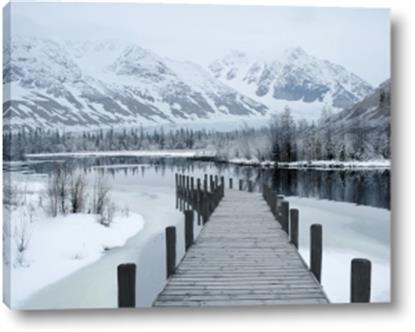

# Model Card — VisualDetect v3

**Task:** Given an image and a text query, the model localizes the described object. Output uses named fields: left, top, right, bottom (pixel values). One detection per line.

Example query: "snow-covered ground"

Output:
left=286, top=196, right=390, bottom=303
left=5, top=166, right=202, bottom=309
left=228, top=157, right=390, bottom=169
left=25, top=149, right=216, bottom=159
left=3, top=174, right=144, bottom=309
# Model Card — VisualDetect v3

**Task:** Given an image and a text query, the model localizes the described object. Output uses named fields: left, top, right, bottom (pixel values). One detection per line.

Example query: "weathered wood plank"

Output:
left=153, top=190, right=328, bottom=307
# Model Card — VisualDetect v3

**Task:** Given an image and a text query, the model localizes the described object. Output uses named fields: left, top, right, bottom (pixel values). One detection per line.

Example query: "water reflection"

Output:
left=11, top=156, right=390, bottom=210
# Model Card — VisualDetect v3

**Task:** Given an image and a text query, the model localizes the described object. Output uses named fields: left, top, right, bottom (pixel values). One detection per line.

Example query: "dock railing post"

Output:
left=276, top=195, right=284, bottom=221
left=117, top=263, right=136, bottom=308
left=165, top=226, right=177, bottom=278
left=190, top=177, right=194, bottom=208
left=280, top=201, right=289, bottom=233
left=185, top=176, right=190, bottom=209
left=175, top=173, right=178, bottom=209
left=196, top=178, right=201, bottom=225
left=351, top=258, right=371, bottom=303
left=184, top=210, right=194, bottom=251
left=289, top=209, right=299, bottom=248
left=310, top=224, right=322, bottom=283
left=248, top=180, right=253, bottom=193
left=229, top=178, right=233, bottom=189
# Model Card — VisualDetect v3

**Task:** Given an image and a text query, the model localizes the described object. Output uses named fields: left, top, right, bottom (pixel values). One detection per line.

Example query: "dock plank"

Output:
left=153, top=190, right=328, bottom=307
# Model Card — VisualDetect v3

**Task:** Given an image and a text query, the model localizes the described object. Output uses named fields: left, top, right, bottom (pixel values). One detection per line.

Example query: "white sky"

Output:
left=8, top=2, right=390, bottom=86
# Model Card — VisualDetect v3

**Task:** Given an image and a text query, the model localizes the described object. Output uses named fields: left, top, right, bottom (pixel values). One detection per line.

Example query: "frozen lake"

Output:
left=4, top=156, right=390, bottom=307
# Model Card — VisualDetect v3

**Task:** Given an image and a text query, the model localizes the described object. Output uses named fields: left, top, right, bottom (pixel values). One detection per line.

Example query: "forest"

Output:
left=3, top=107, right=390, bottom=163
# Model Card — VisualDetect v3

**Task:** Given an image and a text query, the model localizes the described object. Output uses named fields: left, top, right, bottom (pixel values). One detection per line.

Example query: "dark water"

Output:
left=7, top=156, right=390, bottom=210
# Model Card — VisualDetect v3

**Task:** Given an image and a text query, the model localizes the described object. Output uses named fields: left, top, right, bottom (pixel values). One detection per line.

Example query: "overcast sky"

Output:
left=9, top=2, right=390, bottom=86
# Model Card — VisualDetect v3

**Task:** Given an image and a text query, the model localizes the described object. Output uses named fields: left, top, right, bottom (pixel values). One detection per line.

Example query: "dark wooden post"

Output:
left=190, top=177, right=194, bottom=208
left=196, top=178, right=201, bottom=225
left=248, top=180, right=253, bottom=192
left=184, top=210, right=194, bottom=251
left=310, top=224, right=322, bottom=283
left=275, top=195, right=284, bottom=221
left=239, top=179, right=243, bottom=191
left=209, top=175, right=214, bottom=191
left=280, top=201, right=289, bottom=233
left=271, top=193, right=276, bottom=217
left=215, top=175, right=218, bottom=187
left=351, top=258, right=372, bottom=303
left=180, top=175, right=185, bottom=212
left=185, top=176, right=190, bottom=209
left=175, top=173, right=179, bottom=209
left=229, top=178, right=233, bottom=189
left=117, top=263, right=136, bottom=308
left=220, top=176, right=224, bottom=199
left=290, top=209, right=299, bottom=248
left=165, top=226, right=176, bottom=278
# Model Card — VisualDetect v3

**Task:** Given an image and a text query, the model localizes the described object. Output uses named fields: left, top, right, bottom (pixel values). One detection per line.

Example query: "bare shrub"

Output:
left=3, top=181, right=18, bottom=207
left=46, top=164, right=70, bottom=217
left=92, top=174, right=110, bottom=216
left=69, top=172, right=88, bottom=213
left=121, top=205, right=130, bottom=217
left=14, top=213, right=32, bottom=267
left=97, top=201, right=116, bottom=227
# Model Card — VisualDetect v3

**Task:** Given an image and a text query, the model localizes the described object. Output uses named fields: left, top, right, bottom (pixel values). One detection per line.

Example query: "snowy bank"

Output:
left=25, top=149, right=216, bottom=159
left=227, top=158, right=390, bottom=169
left=3, top=175, right=145, bottom=308
left=6, top=210, right=144, bottom=308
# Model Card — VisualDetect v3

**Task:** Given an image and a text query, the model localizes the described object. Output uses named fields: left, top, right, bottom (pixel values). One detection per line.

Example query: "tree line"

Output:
left=3, top=108, right=390, bottom=162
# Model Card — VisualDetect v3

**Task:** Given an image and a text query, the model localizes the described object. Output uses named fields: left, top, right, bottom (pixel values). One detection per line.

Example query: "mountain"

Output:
left=209, top=48, right=374, bottom=120
left=3, top=37, right=268, bottom=132
left=330, top=78, right=390, bottom=132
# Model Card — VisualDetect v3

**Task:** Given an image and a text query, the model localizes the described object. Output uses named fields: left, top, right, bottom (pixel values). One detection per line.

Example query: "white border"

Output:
left=1, top=0, right=414, bottom=331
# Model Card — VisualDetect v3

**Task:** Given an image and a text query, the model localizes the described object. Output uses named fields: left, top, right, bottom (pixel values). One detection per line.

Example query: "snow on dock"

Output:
left=153, top=190, right=328, bottom=307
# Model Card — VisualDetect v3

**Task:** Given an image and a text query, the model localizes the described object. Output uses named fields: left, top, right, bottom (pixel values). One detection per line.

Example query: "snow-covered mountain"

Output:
left=330, top=78, right=390, bottom=132
left=209, top=48, right=374, bottom=119
left=3, top=37, right=268, bottom=131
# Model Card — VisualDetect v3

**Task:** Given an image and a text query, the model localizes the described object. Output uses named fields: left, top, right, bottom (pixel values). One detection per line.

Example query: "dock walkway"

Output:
left=153, top=189, right=328, bottom=307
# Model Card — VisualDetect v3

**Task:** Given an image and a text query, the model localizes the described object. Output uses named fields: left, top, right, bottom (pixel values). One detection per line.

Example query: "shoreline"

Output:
left=14, top=150, right=391, bottom=170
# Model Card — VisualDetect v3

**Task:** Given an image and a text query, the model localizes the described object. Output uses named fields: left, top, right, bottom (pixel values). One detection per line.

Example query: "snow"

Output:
left=286, top=196, right=390, bottom=303
left=6, top=166, right=201, bottom=309
left=277, top=159, right=391, bottom=169
left=227, top=158, right=390, bottom=169
left=4, top=175, right=144, bottom=308
left=25, top=149, right=216, bottom=159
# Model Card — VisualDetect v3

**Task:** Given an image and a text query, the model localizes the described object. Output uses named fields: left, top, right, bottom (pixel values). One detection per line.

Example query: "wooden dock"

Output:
left=153, top=189, right=328, bottom=307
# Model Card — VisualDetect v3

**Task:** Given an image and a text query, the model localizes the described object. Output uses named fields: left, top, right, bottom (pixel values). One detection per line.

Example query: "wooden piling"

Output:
left=280, top=201, right=289, bottom=233
left=351, top=258, right=371, bottom=303
left=239, top=179, right=243, bottom=191
left=175, top=173, right=178, bottom=209
left=196, top=178, right=201, bottom=225
left=184, top=210, right=194, bottom=251
left=165, top=226, right=176, bottom=278
left=290, top=209, right=299, bottom=248
left=190, top=177, right=194, bottom=208
left=310, top=224, right=322, bottom=283
left=229, top=178, right=233, bottom=189
left=248, top=180, right=253, bottom=193
left=185, top=176, right=190, bottom=209
left=117, top=263, right=136, bottom=308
